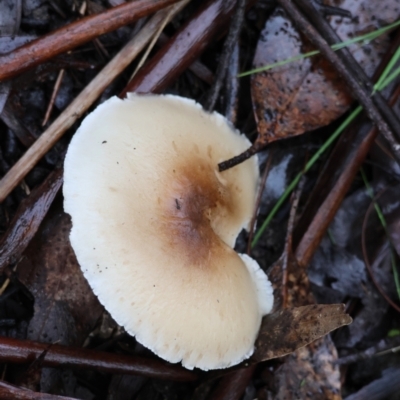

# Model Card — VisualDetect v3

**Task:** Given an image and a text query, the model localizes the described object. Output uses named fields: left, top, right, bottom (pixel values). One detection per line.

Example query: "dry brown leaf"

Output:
left=251, top=0, right=397, bottom=146
left=252, top=304, right=351, bottom=362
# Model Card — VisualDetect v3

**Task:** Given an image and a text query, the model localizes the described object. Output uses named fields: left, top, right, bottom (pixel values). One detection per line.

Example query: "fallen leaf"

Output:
left=251, top=8, right=350, bottom=144
left=251, top=0, right=397, bottom=146
left=252, top=304, right=352, bottom=362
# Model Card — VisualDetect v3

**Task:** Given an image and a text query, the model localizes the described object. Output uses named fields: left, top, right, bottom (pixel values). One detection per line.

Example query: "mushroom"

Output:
left=63, top=94, right=273, bottom=370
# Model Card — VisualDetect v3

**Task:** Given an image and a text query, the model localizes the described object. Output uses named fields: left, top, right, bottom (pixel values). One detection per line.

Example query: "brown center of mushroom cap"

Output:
left=159, top=158, right=237, bottom=268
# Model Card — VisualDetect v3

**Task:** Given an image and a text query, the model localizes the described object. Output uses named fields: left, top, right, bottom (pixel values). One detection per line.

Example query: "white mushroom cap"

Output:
left=63, top=94, right=273, bottom=370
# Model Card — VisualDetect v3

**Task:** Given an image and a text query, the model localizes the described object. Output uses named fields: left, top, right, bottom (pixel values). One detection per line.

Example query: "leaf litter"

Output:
left=0, top=0, right=399, bottom=398
left=251, top=0, right=399, bottom=146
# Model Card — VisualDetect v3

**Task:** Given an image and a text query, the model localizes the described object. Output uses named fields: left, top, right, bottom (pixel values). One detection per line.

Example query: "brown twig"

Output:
left=277, top=0, right=400, bottom=164
left=0, top=336, right=197, bottom=381
left=0, top=0, right=180, bottom=83
left=219, top=144, right=260, bottom=172
left=42, top=69, right=65, bottom=126
left=0, top=2, right=188, bottom=203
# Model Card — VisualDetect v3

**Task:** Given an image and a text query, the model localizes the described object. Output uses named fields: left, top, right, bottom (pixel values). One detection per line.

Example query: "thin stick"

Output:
left=0, top=0, right=179, bottom=82
left=42, top=69, right=65, bottom=126
left=0, top=1, right=188, bottom=203
left=0, top=336, right=197, bottom=381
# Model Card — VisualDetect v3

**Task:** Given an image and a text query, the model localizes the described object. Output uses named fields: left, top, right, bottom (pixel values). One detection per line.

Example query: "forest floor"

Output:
left=0, top=0, right=399, bottom=399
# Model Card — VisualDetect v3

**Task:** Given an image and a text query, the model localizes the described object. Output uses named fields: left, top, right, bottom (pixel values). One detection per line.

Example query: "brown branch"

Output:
left=0, top=336, right=197, bottom=382
left=0, top=0, right=180, bottom=83
left=277, top=0, right=400, bottom=164
left=218, top=144, right=260, bottom=172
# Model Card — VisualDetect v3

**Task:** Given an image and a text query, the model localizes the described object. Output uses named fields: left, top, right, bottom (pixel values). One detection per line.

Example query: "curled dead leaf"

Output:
left=252, top=304, right=352, bottom=362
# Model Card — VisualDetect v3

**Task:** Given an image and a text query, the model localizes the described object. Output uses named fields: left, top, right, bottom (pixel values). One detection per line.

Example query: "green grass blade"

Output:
left=239, top=19, right=400, bottom=78
left=251, top=106, right=363, bottom=247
